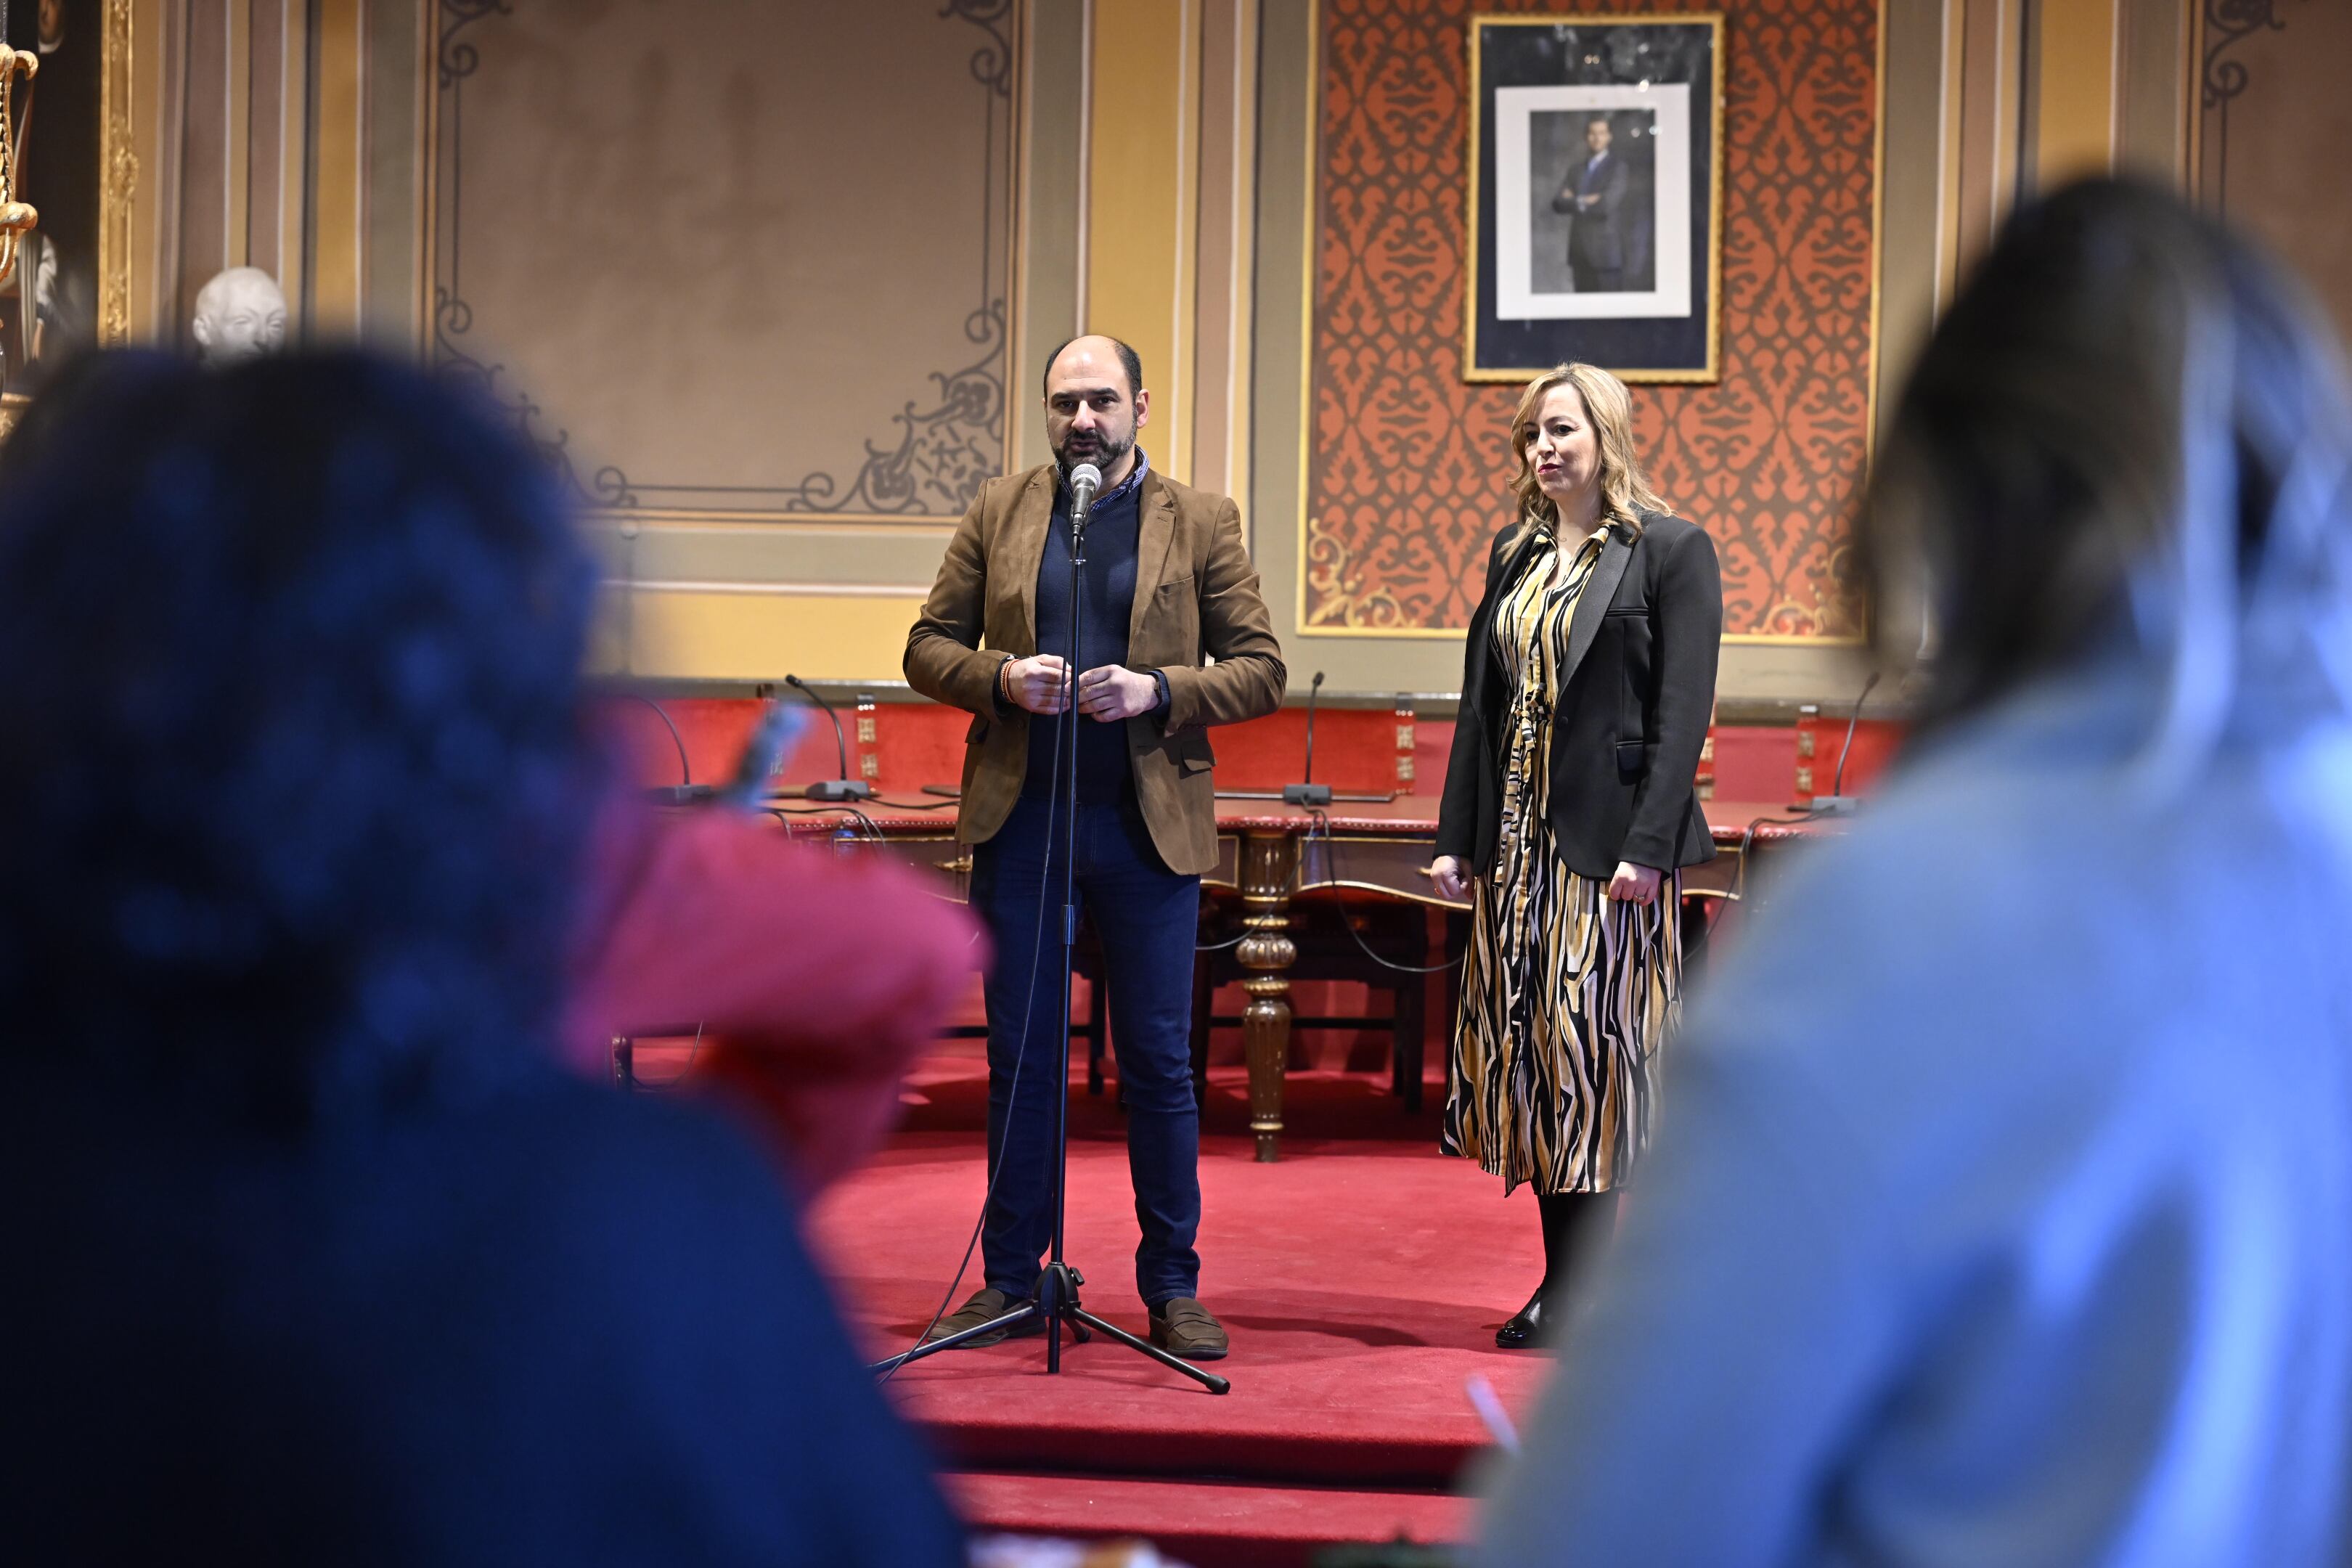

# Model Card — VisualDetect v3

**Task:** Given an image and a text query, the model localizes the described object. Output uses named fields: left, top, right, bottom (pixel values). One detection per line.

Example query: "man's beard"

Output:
left=1055, top=425, right=1132, bottom=478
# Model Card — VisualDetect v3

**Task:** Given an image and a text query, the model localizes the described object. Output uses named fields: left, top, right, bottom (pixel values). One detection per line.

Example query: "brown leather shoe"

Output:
left=920, top=1287, right=1044, bottom=1349
left=1148, top=1297, right=1230, bottom=1360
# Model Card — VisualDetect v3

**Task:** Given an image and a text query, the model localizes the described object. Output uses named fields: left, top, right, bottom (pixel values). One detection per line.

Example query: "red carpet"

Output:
left=794, top=1042, right=1564, bottom=1565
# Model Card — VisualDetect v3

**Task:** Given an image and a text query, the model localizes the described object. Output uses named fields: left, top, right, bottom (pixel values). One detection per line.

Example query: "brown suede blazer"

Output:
left=905, top=463, right=1285, bottom=877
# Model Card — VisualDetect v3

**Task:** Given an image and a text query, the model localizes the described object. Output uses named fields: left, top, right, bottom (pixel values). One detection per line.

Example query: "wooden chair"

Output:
left=1190, top=894, right=1433, bottom=1110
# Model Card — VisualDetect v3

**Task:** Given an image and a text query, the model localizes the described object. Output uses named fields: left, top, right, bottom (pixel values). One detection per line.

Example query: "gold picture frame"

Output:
left=1461, top=12, right=1725, bottom=385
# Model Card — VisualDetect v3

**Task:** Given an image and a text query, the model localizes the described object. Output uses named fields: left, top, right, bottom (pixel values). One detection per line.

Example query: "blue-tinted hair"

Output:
left=0, top=350, right=604, bottom=1127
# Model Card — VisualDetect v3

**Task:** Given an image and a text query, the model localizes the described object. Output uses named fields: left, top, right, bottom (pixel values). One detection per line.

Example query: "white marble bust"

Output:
left=191, top=267, right=288, bottom=364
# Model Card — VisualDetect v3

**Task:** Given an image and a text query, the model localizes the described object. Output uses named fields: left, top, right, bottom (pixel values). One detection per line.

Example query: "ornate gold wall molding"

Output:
left=99, top=0, right=138, bottom=344
left=422, top=0, right=1023, bottom=529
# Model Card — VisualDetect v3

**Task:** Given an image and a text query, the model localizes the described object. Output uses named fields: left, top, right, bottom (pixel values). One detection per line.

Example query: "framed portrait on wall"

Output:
left=1463, top=13, right=1724, bottom=384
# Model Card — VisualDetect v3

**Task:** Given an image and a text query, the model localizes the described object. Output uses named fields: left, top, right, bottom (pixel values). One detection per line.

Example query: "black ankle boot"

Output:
left=1495, top=1286, right=1553, bottom=1349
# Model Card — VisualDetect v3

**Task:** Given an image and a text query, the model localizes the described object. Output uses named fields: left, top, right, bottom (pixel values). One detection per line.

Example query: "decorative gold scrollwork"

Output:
left=0, top=45, right=38, bottom=296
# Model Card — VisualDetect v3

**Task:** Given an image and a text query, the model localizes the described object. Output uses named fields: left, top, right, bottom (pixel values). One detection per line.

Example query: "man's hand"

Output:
left=1076, top=664, right=1160, bottom=722
left=1606, top=860, right=1663, bottom=905
left=1000, top=654, right=1069, bottom=715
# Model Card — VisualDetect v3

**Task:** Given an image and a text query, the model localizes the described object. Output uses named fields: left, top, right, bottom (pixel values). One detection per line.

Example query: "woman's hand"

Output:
left=1607, top=860, right=1663, bottom=905
left=1426, top=855, right=1471, bottom=902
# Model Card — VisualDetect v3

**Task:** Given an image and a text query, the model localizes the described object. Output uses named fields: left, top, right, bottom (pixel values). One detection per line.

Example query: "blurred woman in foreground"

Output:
left=0, top=352, right=968, bottom=1566
left=1477, top=179, right=2352, bottom=1565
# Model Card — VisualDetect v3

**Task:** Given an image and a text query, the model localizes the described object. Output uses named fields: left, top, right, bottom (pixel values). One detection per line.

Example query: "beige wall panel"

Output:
left=2116, top=0, right=2189, bottom=182
left=175, top=0, right=235, bottom=330
left=247, top=0, right=290, bottom=283
left=309, top=0, right=364, bottom=333
left=1015, top=0, right=1085, bottom=472
left=1085, top=0, right=1196, bottom=482
left=1955, top=0, right=2022, bottom=273
left=2034, top=0, right=2120, bottom=184
left=433, top=0, right=1015, bottom=523
left=596, top=588, right=930, bottom=683
left=363, top=0, right=425, bottom=348
left=1878, top=0, right=1951, bottom=441
left=2199, top=0, right=2352, bottom=340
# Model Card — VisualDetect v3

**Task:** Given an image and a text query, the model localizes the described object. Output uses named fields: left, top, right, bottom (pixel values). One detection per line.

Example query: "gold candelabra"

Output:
left=0, top=41, right=37, bottom=292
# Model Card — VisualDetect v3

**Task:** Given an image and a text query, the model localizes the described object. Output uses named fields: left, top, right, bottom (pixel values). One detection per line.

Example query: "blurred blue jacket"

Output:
left=1475, top=650, right=2352, bottom=1567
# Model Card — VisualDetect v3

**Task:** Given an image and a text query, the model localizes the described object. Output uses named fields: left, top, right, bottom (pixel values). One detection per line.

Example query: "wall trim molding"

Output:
left=421, top=0, right=1024, bottom=526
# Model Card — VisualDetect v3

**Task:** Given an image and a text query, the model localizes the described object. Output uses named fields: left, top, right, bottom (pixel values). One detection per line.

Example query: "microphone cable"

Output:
left=769, top=802, right=886, bottom=842
left=623, top=693, right=692, bottom=788
left=1732, top=810, right=1815, bottom=904
left=879, top=666, right=1069, bottom=1384
left=1830, top=670, right=1882, bottom=798
left=1305, top=809, right=1469, bottom=975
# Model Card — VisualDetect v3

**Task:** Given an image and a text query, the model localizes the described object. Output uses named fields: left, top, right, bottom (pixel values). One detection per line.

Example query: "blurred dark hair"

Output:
left=1866, top=178, right=2352, bottom=767
left=0, top=351, right=603, bottom=1128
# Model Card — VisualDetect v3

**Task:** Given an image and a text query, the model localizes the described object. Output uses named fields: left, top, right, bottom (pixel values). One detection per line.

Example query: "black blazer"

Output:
left=1436, top=510, right=1723, bottom=880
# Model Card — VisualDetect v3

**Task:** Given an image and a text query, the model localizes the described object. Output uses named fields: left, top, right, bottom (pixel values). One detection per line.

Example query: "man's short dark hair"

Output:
left=0, top=349, right=602, bottom=1128
left=1040, top=335, right=1144, bottom=401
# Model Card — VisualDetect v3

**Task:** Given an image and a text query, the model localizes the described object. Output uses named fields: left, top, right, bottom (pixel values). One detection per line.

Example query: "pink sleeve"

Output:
left=565, top=802, right=987, bottom=1192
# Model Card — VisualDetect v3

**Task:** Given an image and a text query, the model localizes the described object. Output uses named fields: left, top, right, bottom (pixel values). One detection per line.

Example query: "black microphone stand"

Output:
left=875, top=465, right=1229, bottom=1395
left=1282, top=671, right=1331, bottom=806
left=784, top=674, right=874, bottom=801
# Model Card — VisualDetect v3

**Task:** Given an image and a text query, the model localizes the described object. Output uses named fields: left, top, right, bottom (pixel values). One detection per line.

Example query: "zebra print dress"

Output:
left=1441, top=526, right=1683, bottom=1196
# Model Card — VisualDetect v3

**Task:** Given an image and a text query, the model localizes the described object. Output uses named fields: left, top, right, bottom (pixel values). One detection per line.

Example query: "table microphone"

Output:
left=1283, top=671, right=1333, bottom=806
left=645, top=698, right=806, bottom=808
left=1808, top=669, right=1882, bottom=817
left=785, top=674, right=875, bottom=801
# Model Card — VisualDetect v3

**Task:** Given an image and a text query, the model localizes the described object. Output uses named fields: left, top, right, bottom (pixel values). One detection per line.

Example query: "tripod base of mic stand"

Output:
left=873, top=1262, right=1230, bottom=1395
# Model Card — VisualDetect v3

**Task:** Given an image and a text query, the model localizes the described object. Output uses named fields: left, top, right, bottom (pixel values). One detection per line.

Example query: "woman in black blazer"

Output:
left=1429, top=362, right=1722, bottom=1347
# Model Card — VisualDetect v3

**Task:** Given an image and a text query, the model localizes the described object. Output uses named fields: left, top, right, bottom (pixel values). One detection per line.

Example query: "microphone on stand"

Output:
left=1283, top=671, right=1333, bottom=806
left=644, top=698, right=807, bottom=809
left=785, top=673, right=875, bottom=801
left=1066, top=461, right=1103, bottom=551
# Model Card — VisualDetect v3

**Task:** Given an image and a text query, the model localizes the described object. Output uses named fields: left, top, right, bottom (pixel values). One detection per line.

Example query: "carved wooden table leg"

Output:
left=1236, top=828, right=1299, bottom=1162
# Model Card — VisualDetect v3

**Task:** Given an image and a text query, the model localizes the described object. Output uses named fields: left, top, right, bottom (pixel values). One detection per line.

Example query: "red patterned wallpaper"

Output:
left=1304, top=0, right=1877, bottom=638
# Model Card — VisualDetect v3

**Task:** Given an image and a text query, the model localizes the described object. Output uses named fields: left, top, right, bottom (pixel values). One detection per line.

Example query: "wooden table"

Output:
left=780, top=795, right=1820, bottom=1161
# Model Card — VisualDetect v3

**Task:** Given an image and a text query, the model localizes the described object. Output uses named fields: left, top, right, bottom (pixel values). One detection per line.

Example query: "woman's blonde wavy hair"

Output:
left=1508, top=362, right=1669, bottom=536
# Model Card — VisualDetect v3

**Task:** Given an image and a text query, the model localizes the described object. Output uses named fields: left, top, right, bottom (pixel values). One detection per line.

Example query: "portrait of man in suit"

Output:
left=1522, top=107, right=1658, bottom=301
left=1554, top=115, right=1630, bottom=292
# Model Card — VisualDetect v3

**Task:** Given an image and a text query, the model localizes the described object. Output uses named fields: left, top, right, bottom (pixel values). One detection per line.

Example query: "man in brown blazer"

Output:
left=905, top=333, right=1283, bottom=1361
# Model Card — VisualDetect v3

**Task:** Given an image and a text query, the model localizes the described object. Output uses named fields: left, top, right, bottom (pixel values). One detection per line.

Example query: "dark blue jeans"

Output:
left=970, top=792, right=1203, bottom=1307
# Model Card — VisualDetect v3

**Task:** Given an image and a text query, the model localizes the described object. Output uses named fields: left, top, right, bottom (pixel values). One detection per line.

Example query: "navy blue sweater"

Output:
left=9, top=1068, right=964, bottom=1567
left=1024, top=456, right=1152, bottom=804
